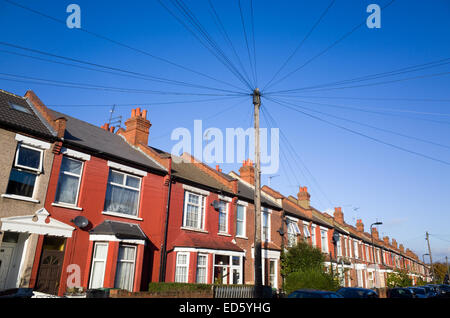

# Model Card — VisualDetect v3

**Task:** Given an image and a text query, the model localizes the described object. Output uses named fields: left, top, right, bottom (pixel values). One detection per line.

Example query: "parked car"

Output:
left=424, top=285, right=439, bottom=297
left=288, top=289, right=344, bottom=298
left=408, top=287, right=428, bottom=298
left=437, top=284, right=450, bottom=296
left=420, top=285, right=436, bottom=298
left=388, top=287, right=417, bottom=298
left=0, top=288, right=34, bottom=298
left=336, top=287, right=378, bottom=298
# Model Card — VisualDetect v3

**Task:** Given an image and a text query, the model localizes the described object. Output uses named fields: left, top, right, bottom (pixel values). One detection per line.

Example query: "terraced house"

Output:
left=0, top=88, right=430, bottom=296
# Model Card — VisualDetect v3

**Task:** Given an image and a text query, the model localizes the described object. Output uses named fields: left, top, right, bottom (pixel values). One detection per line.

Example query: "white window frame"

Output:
left=311, top=225, right=316, bottom=246
left=235, top=204, right=247, bottom=238
left=261, top=207, right=271, bottom=242
left=320, top=228, right=328, bottom=253
left=182, top=191, right=206, bottom=230
left=89, top=242, right=108, bottom=289
left=196, top=253, right=208, bottom=284
left=114, top=244, right=137, bottom=291
left=268, top=259, right=278, bottom=289
left=286, top=219, right=301, bottom=248
left=14, top=144, right=44, bottom=173
left=104, top=169, right=142, bottom=217
left=354, top=240, right=359, bottom=259
left=175, top=252, right=190, bottom=283
left=54, top=156, right=84, bottom=206
left=336, top=234, right=342, bottom=257
left=218, top=200, right=229, bottom=234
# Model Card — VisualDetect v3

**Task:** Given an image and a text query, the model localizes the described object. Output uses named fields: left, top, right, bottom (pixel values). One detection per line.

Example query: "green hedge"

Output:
left=148, top=282, right=213, bottom=293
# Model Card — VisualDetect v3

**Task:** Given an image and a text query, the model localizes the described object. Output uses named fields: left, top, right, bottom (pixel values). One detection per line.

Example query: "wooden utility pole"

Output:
left=253, top=88, right=263, bottom=298
left=426, top=231, right=435, bottom=282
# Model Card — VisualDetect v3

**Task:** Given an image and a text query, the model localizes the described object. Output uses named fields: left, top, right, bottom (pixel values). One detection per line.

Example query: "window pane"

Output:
left=188, top=193, right=199, bottom=205
left=126, top=175, right=140, bottom=189
left=55, top=173, right=79, bottom=204
left=118, top=246, right=136, bottom=261
left=17, top=146, right=41, bottom=170
left=6, top=168, right=36, bottom=197
left=186, top=204, right=199, bottom=228
left=104, top=184, right=139, bottom=215
left=93, top=244, right=108, bottom=259
left=108, top=170, right=124, bottom=184
left=90, top=261, right=105, bottom=289
left=236, top=221, right=244, bottom=236
left=60, top=157, right=82, bottom=175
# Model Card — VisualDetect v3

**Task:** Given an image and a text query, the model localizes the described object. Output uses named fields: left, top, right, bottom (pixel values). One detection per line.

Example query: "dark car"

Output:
left=420, top=285, right=436, bottom=298
left=0, top=288, right=34, bottom=298
left=288, top=289, right=344, bottom=298
left=424, top=285, right=439, bottom=297
left=336, top=287, right=378, bottom=298
left=388, top=287, right=417, bottom=298
left=408, top=287, right=428, bottom=298
left=437, top=284, right=450, bottom=297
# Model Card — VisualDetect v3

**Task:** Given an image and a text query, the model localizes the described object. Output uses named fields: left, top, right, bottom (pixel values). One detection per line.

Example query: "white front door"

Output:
left=0, top=244, right=15, bottom=290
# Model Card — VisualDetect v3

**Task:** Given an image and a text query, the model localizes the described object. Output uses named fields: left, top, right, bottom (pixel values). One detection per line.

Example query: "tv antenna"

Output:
left=108, top=104, right=122, bottom=129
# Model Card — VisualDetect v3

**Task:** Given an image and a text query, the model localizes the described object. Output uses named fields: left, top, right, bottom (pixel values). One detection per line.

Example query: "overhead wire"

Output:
left=264, top=0, right=397, bottom=91
left=238, top=0, right=257, bottom=88
left=263, top=0, right=336, bottom=91
left=265, top=96, right=450, bottom=166
left=2, top=0, right=246, bottom=92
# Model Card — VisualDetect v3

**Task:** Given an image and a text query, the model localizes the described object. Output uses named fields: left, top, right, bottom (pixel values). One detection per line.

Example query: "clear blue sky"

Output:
left=1, top=0, right=449, bottom=263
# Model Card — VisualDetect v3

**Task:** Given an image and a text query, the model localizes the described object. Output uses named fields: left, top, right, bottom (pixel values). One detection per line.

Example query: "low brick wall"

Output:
left=374, top=287, right=388, bottom=298
left=109, top=289, right=214, bottom=298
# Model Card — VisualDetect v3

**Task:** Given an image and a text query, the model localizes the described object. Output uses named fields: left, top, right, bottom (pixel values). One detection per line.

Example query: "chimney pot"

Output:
left=333, top=207, right=344, bottom=224
left=122, top=108, right=151, bottom=146
left=239, top=159, right=255, bottom=185
left=297, top=185, right=310, bottom=209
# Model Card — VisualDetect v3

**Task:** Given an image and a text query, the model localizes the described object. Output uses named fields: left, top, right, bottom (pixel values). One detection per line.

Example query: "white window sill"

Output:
left=180, top=226, right=208, bottom=234
left=218, top=232, right=231, bottom=237
left=1, top=194, right=39, bottom=203
left=52, top=202, right=83, bottom=211
left=102, top=211, right=143, bottom=221
left=236, top=235, right=248, bottom=240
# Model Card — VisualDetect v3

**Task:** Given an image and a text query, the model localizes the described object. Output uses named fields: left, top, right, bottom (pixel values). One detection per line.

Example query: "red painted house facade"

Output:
left=26, top=92, right=169, bottom=296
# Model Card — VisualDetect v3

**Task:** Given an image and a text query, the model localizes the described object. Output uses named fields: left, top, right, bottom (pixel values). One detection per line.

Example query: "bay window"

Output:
left=196, top=254, right=208, bottom=283
left=175, top=252, right=189, bottom=283
left=104, top=170, right=141, bottom=216
left=114, top=244, right=136, bottom=291
left=287, top=219, right=300, bottom=247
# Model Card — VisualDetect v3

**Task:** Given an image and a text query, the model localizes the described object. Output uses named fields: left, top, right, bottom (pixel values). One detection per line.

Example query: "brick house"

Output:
left=24, top=93, right=170, bottom=296
left=0, top=89, right=72, bottom=291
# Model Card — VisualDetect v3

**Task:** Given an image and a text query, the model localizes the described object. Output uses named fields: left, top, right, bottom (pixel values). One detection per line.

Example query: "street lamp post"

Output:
left=370, top=222, right=383, bottom=289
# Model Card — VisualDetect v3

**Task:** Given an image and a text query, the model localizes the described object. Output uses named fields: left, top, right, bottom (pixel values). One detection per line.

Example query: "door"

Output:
left=35, top=250, right=65, bottom=295
left=0, top=246, right=14, bottom=290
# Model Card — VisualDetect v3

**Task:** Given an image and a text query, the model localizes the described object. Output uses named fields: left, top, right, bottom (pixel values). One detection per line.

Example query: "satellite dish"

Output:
left=72, top=215, right=89, bottom=229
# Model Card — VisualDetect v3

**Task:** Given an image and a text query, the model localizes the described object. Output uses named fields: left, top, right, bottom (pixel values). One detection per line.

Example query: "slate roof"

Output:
left=171, top=231, right=244, bottom=252
left=48, top=109, right=166, bottom=173
left=89, top=220, right=147, bottom=240
left=0, top=89, right=54, bottom=138
left=236, top=179, right=281, bottom=210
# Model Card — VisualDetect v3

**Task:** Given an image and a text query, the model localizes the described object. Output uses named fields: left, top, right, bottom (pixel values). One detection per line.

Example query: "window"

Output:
left=320, top=229, right=328, bottom=253
left=183, top=191, right=205, bottom=230
left=262, top=208, right=270, bottom=242
left=114, top=245, right=136, bottom=291
left=235, top=204, right=246, bottom=237
left=175, top=252, right=189, bottom=283
left=196, top=254, right=208, bottom=283
left=89, top=242, right=108, bottom=289
left=54, top=156, right=83, bottom=205
left=104, top=170, right=141, bottom=216
left=311, top=225, right=316, bottom=246
left=365, top=245, right=370, bottom=262
left=218, top=200, right=228, bottom=233
left=10, top=102, right=31, bottom=114
left=302, top=224, right=310, bottom=239
left=336, top=235, right=342, bottom=257
left=269, top=259, right=277, bottom=288
left=354, top=241, right=359, bottom=259
left=287, top=219, right=300, bottom=247
left=6, top=144, right=43, bottom=198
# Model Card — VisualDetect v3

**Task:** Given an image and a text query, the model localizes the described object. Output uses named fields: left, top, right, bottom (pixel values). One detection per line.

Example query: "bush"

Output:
left=281, top=241, right=325, bottom=277
left=284, top=268, right=341, bottom=294
left=385, top=269, right=412, bottom=288
left=148, top=282, right=212, bottom=293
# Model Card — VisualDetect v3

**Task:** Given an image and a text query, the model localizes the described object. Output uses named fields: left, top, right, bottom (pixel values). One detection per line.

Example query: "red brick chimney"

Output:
left=121, top=108, right=151, bottom=146
left=297, top=186, right=310, bottom=209
left=333, top=207, right=344, bottom=224
left=399, top=244, right=404, bottom=253
left=356, top=219, right=364, bottom=232
left=391, top=238, right=398, bottom=249
left=215, top=165, right=222, bottom=173
left=383, top=236, right=389, bottom=245
left=371, top=226, right=379, bottom=240
left=239, top=159, right=254, bottom=185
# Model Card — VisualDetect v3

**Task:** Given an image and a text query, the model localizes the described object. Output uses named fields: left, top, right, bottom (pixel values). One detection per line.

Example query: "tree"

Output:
left=432, top=263, right=449, bottom=283
left=281, top=241, right=341, bottom=294
left=385, top=269, right=412, bottom=288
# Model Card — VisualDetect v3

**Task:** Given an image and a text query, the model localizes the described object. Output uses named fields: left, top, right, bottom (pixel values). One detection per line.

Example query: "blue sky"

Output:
left=1, top=0, right=449, bottom=263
